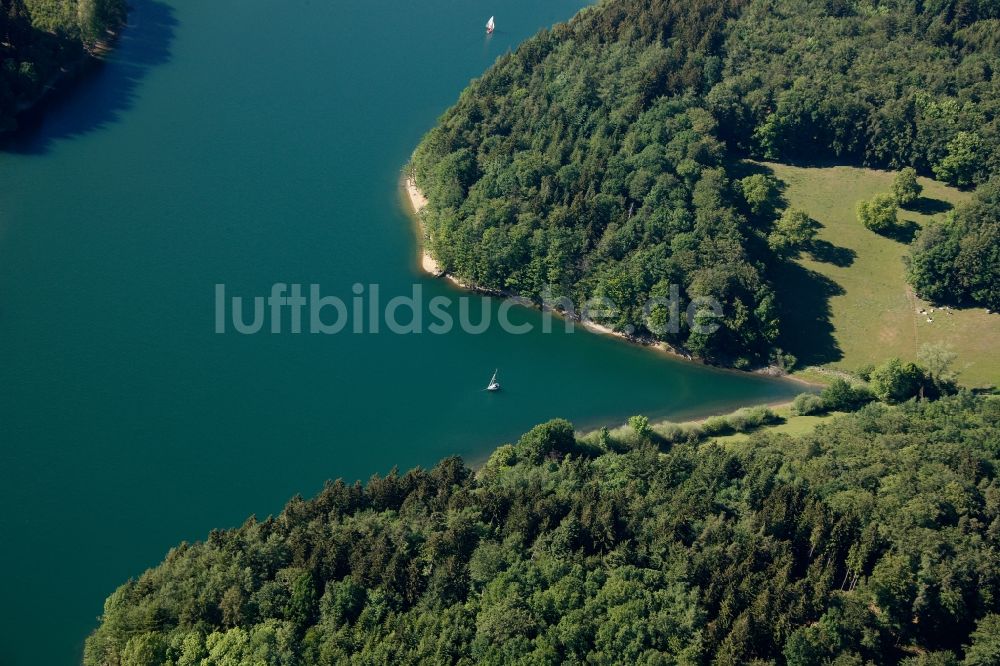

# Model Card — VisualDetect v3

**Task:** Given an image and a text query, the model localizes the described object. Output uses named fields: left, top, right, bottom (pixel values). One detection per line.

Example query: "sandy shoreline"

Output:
left=404, top=177, right=444, bottom=277
left=400, top=175, right=822, bottom=387
left=403, top=176, right=477, bottom=289
left=402, top=177, right=441, bottom=275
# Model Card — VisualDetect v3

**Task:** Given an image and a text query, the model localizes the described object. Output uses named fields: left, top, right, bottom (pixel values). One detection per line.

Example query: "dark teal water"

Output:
left=0, top=1, right=801, bottom=663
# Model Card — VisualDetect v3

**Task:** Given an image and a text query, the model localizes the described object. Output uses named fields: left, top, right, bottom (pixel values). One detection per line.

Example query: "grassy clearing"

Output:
left=757, top=162, right=998, bottom=388
left=711, top=405, right=846, bottom=446
left=580, top=400, right=836, bottom=450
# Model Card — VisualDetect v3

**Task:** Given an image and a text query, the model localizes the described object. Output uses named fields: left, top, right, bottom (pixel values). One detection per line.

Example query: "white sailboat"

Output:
left=486, top=16, right=495, bottom=34
left=486, top=369, right=501, bottom=391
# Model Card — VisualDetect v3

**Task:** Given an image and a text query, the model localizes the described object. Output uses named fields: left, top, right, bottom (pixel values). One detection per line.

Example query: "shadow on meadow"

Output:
left=727, top=159, right=845, bottom=365
left=906, top=196, right=953, bottom=216
left=772, top=260, right=845, bottom=366
left=808, top=238, right=856, bottom=267
left=879, top=218, right=921, bottom=244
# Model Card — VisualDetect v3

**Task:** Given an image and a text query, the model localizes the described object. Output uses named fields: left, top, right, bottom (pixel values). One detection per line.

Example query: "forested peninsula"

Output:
left=409, top=0, right=1000, bottom=368
left=0, top=0, right=126, bottom=130
left=85, top=394, right=1000, bottom=664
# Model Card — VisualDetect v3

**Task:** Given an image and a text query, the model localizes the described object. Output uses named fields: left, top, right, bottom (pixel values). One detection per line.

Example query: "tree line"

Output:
left=85, top=391, right=1000, bottom=664
left=906, top=176, right=1000, bottom=311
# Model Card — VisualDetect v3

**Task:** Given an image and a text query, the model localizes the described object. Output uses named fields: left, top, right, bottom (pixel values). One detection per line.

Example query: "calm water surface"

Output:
left=0, top=0, right=801, bottom=662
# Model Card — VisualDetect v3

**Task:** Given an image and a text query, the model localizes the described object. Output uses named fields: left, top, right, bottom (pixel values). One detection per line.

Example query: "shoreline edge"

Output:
left=399, top=174, right=822, bottom=389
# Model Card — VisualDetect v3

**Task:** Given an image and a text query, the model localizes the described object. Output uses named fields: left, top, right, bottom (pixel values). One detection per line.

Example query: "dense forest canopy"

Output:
left=0, top=0, right=125, bottom=130
left=85, top=394, right=1000, bottom=664
left=907, top=175, right=1000, bottom=310
left=410, top=0, right=1000, bottom=366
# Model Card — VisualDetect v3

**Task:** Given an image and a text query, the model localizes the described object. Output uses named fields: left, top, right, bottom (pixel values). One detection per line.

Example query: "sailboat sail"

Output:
left=486, top=16, right=495, bottom=33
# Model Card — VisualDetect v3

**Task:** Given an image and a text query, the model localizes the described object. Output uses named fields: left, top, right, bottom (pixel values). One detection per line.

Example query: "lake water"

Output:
left=0, top=0, right=802, bottom=663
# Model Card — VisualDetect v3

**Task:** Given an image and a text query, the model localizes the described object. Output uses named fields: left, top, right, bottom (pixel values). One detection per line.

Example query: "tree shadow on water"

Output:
left=0, top=0, right=177, bottom=155
left=772, top=260, right=844, bottom=367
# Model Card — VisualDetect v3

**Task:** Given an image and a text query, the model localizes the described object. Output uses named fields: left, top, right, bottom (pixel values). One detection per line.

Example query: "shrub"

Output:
left=487, top=444, right=517, bottom=468
left=739, top=406, right=779, bottom=427
left=891, top=167, right=922, bottom=206
left=792, top=393, right=826, bottom=416
left=770, top=349, right=798, bottom=372
left=918, top=343, right=959, bottom=396
left=728, top=413, right=750, bottom=432
left=737, top=173, right=780, bottom=216
left=655, top=423, right=685, bottom=444
left=869, top=358, right=926, bottom=404
left=683, top=425, right=705, bottom=441
left=851, top=384, right=875, bottom=404
left=768, top=209, right=818, bottom=256
left=517, top=419, right=577, bottom=461
left=857, top=193, right=898, bottom=233
left=819, top=377, right=872, bottom=411
left=702, top=416, right=733, bottom=436
left=628, top=415, right=651, bottom=439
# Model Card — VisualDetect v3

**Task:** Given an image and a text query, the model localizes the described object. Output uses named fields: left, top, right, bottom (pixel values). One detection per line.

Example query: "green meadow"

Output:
left=710, top=406, right=847, bottom=446
left=759, top=162, right=998, bottom=388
